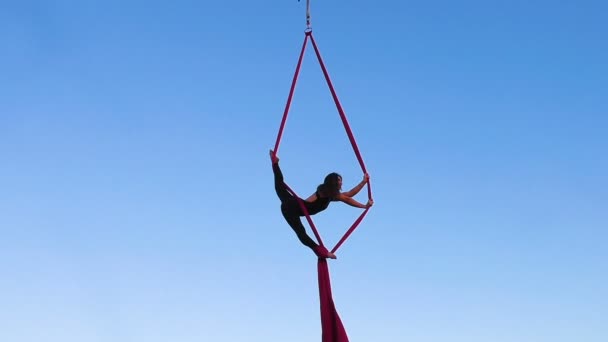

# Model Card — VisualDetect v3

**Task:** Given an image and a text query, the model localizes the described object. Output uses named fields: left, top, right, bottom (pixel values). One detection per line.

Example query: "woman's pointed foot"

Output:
left=314, top=245, right=337, bottom=259
left=269, top=149, right=279, bottom=164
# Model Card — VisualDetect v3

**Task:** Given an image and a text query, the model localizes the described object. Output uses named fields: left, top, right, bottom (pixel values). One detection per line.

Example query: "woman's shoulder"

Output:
left=315, top=189, right=332, bottom=201
left=332, top=192, right=347, bottom=201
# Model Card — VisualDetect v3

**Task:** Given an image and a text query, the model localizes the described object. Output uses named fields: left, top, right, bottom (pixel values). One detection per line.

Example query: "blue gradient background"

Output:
left=1, top=1, right=606, bottom=341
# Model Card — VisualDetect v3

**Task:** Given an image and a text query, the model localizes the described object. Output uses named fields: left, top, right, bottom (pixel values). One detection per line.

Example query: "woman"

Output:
left=270, top=149, right=373, bottom=259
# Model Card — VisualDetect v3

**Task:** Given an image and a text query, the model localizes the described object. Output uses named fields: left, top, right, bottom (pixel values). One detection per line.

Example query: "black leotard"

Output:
left=272, top=162, right=334, bottom=252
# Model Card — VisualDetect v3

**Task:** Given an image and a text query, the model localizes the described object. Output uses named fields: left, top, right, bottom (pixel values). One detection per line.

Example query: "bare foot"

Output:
left=269, top=149, right=279, bottom=164
left=314, top=245, right=336, bottom=259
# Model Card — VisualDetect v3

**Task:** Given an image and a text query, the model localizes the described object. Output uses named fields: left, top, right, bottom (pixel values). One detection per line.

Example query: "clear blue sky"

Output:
left=1, top=1, right=607, bottom=341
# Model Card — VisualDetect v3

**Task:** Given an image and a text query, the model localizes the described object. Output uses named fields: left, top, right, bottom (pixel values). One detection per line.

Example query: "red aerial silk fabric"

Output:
left=318, top=259, right=349, bottom=342
left=273, top=31, right=372, bottom=342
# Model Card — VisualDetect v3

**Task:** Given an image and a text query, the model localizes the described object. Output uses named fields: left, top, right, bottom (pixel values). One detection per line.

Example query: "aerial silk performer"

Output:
left=270, top=150, right=372, bottom=259
left=269, top=2, right=374, bottom=341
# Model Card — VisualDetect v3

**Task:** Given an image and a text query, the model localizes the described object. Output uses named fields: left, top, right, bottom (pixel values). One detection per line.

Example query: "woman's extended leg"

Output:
left=273, top=162, right=292, bottom=203
left=282, top=209, right=336, bottom=259
left=282, top=210, right=318, bottom=250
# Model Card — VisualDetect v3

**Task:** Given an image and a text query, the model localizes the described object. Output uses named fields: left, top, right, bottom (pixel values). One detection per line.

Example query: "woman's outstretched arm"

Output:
left=336, top=193, right=373, bottom=209
left=342, top=173, right=370, bottom=197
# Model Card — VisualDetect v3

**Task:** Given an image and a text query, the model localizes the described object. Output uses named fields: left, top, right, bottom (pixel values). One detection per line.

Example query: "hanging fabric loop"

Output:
left=273, top=30, right=372, bottom=252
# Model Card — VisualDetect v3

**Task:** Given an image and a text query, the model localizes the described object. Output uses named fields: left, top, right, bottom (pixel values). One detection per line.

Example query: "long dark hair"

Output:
left=317, top=172, right=342, bottom=198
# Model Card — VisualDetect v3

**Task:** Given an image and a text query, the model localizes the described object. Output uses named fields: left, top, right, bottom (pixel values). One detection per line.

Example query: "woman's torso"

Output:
left=283, top=191, right=332, bottom=216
